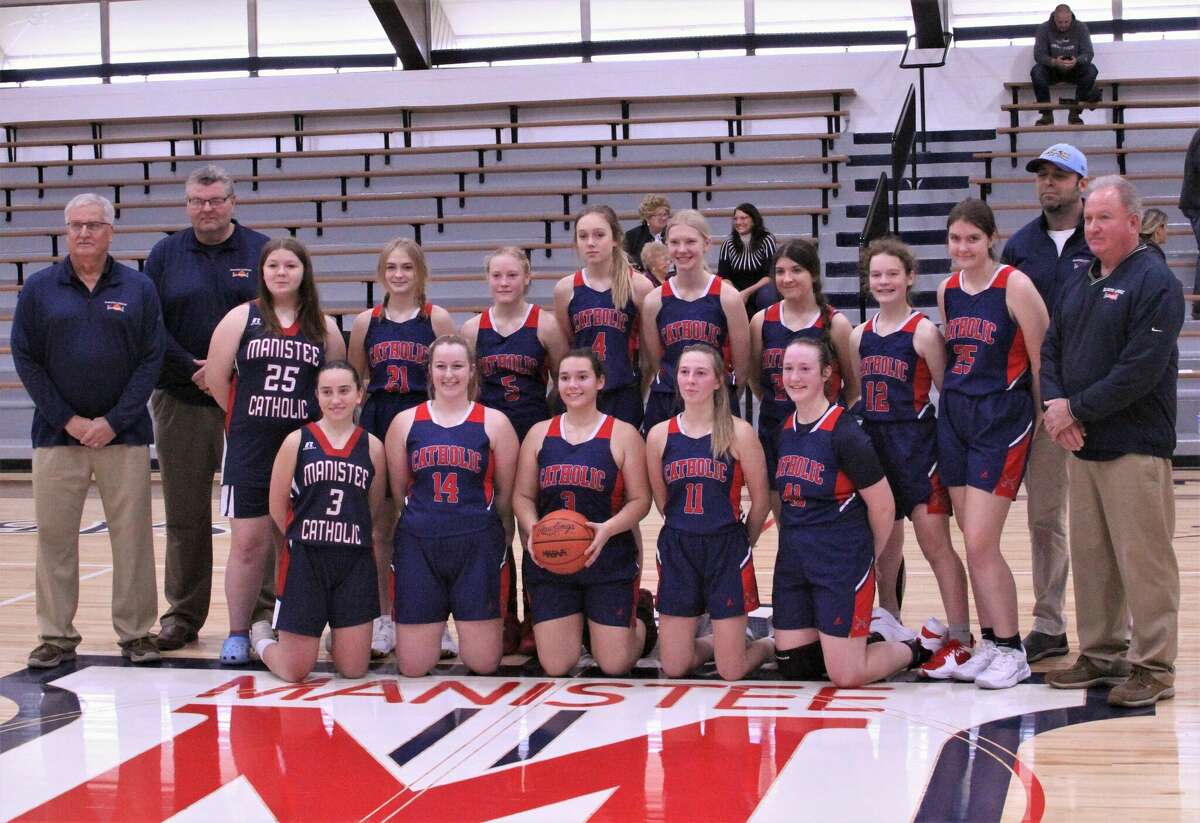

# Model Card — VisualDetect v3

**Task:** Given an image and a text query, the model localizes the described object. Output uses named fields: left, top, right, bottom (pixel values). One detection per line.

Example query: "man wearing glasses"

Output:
left=12, top=193, right=165, bottom=667
left=145, top=164, right=272, bottom=652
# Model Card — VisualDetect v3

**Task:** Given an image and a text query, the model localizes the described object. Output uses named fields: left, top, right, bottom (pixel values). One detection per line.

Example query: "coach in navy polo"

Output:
left=146, top=164, right=272, bottom=652
left=12, top=193, right=165, bottom=668
left=1000, top=143, right=1094, bottom=665
left=1041, top=176, right=1183, bottom=708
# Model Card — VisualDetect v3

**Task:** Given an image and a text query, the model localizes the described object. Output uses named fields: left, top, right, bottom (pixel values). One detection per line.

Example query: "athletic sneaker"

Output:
left=950, top=639, right=997, bottom=683
left=975, top=645, right=1031, bottom=690
left=440, top=624, right=458, bottom=659
left=918, top=618, right=947, bottom=652
left=636, top=588, right=658, bottom=659
left=870, top=608, right=917, bottom=643
left=920, top=639, right=972, bottom=680
left=323, top=631, right=333, bottom=653
left=249, top=620, right=275, bottom=660
left=371, top=615, right=395, bottom=659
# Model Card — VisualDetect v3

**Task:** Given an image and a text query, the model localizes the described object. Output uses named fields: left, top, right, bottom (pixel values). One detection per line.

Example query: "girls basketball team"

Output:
left=211, top=197, right=1045, bottom=691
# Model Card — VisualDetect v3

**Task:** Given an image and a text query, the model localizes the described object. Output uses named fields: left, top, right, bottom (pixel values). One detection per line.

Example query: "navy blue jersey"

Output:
left=364, top=302, right=435, bottom=402
left=942, top=266, right=1030, bottom=396
left=537, top=414, right=627, bottom=523
left=223, top=302, right=324, bottom=488
left=858, top=310, right=933, bottom=423
left=476, top=304, right=549, bottom=437
left=775, top=404, right=885, bottom=530
left=286, top=424, right=374, bottom=549
left=568, top=270, right=640, bottom=390
left=660, top=415, right=744, bottom=534
left=757, top=301, right=843, bottom=427
left=652, top=274, right=730, bottom=395
left=399, top=402, right=498, bottom=536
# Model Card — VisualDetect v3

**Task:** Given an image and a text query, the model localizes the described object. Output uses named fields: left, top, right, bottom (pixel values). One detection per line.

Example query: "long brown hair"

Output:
left=677, top=344, right=734, bottom=460
left=576, top=204, right=634, bottom=311
left=426, top=334, right=479, bottom=401
left=946, top=198, right=998, bottom=261
left=377, top=237, right=429, bottom=318
left=256, top=237, right=326, bottom=341
left=773, top=238, right=835, bottom=361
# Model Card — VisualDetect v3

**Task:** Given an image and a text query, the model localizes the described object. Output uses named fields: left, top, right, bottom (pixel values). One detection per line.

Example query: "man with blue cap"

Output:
left=1001, top=143, right=1094, bottom=664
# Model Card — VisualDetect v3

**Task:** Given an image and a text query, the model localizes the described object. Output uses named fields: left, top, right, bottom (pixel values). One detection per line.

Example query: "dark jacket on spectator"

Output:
left=1180, top=127, right=1200, bottom=219
left=1034, top=12, right=1094, bottom=67
left=1001, top=210, right=1093, bottom=316
left=1041, top=244, right=1183, bottom=461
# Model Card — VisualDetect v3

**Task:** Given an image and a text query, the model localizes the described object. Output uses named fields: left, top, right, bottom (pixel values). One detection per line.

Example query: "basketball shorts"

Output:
left=501, top=402, right=551, bottom=443
left=274, top=542, right=377, bottom=637
left=220, top=483, right=270, bottom=518
left=393, top=521, right=509, bottom=624
left=655, top=523, right=760, bottom=620
left=597, top=382, right=644, bottom=430
left=937, top=390, right=1034, bottom=499
left=864, top=418, right=951, bottom=519
left=772, top=524, right=874, bottom=639
left=523, top=535, right=639, bottom=627
left=360, top=390, right=426, bottom=440
left=757, top=412, right=786, bottom=479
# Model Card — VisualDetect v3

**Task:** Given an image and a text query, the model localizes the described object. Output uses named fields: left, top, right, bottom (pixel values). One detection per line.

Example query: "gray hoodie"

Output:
left=1034, top=11, right=1094, bottom=66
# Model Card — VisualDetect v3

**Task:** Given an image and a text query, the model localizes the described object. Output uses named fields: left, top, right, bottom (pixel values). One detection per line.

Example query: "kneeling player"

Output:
left=646, top=344, right=773, bottom=681
left=773, top=338, right=928, bottom=688
left=263, top=361, right=386, bottom=682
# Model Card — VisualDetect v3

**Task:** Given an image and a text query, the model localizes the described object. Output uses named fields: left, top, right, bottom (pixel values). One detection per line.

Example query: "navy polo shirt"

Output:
left=11, top=256, right=165, bottom=447
left=145, top=221, right=268, bottom=405
left=1001, top=211, right=1093, bottom=316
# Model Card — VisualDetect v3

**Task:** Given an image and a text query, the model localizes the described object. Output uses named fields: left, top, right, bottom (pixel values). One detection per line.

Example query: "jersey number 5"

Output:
left=501, top=375, right=520, bottom=403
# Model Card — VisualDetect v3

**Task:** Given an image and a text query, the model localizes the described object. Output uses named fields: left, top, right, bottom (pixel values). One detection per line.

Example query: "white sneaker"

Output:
left=870, top=608, right=917, bottom=642
left=975, top=645, right=1031, bottom=690
left=919, top=639, right=972, bottom=680
left=440, top=624, right=458, bottom=659
left=323, top=630, right=333, bottom=653
left=371, top=615, right=395, bottom=659
left=918, top=617, right=948, bottom=652
left=950, top=639, right=997, bottom=682
left=249, top=620, right=275, bottom=659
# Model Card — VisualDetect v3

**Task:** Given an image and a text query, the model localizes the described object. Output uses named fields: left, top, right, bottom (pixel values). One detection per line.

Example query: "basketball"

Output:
left=530, top=510, right=595, bottom=575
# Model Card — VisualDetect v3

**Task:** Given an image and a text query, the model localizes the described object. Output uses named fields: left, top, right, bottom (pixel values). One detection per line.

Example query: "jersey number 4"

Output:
left=431, top=471, right=460, bottom=504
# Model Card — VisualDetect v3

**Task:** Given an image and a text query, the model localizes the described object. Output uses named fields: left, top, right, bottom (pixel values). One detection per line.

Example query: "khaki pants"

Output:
left=1068, top=453, right=1178, bottom=681
left=152, top=390, right=275, bottom=633
left=1025, top=426, right=1070, bottom=635
left=33, top=445, right=157, bottom=648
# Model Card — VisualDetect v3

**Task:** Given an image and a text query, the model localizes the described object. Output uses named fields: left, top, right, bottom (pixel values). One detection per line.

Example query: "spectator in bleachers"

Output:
left=1042, top=175, right=1183, bottom=708
left=624, top=194, right=671, bottom=270
left=1180, top=127, right=1200, bottom=318
left=718, top=203, right=779, bottom=313
left=999, top=142, right=1092, bottom=665
left=640, top=241, right=670, bottom=287
left=12, top=193, right=165, bottom=668
left=1032, top=5, right=1100, bottom=127
left=1139, top=208, right=1169, bottom=260
left=147, top=165, right=273, bottom=653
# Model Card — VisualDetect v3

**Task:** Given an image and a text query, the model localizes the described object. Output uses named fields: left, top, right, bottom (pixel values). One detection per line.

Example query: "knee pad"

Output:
left=776, top=641, right=827, bottom=680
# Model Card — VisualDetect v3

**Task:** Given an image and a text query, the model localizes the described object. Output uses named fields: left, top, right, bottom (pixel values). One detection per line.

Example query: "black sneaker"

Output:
left=636, top=588, right=658, bottom=658
left=28, top=642, right=75, bottom=669
left=121, top=636, right=162, bottom=664
left=1022, top=631, right=1069, bottom=662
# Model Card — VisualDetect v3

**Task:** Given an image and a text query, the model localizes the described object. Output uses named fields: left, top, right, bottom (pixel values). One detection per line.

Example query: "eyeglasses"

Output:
left=186, top=195, right=232, bottom=209
left=66, top=221, right=112, bottom=234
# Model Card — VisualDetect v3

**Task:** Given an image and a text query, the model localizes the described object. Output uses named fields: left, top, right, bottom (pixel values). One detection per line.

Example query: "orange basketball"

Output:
left=530, top=509, right=594, bottom=575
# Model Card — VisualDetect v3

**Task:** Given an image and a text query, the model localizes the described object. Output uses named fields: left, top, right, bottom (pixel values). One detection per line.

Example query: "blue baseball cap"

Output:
left=1026, top=143, right=1088, bottom=177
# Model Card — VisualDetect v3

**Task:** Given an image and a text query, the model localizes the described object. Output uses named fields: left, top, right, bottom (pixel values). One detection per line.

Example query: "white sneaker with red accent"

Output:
left=870, top=608, right=917, bottom=642
left=950, top=640, right=997, bottom=683
left=918, top=618, right=947, bottom=652
left=920, top=638, right=972, bottom=680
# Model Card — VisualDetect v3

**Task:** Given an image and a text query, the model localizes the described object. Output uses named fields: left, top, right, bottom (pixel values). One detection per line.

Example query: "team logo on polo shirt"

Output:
left=103, top=301, right=127, bottom=313
left=1102, top=287, right=1125, bottom=302
left=230, top=268, right=251, bottom=279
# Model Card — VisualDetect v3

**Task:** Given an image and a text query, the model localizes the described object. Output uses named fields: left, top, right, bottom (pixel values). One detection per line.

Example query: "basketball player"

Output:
left=385, top=335, right=518, bottom=677
left=646, top=344, right=772, bottom=681
left=260, top=361, right=386, bottom=682
left=348, top=239, right=455, bottom=659
left=641, top=210, right=751, bottom=434
left=773, top=337, right=930, bottom=687
left=934, top=199, right=1048, bottom=690
left=462, top=247, right=568, bottom=654
left=848, top=237, right=970, bottom=667
left=513, top=349, right=656, bottom=676
left=552, top=205, right=656, bottom=429
left=748, top=239, right=855, bottom=490
left=207, top=238, right=345, bottom=666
